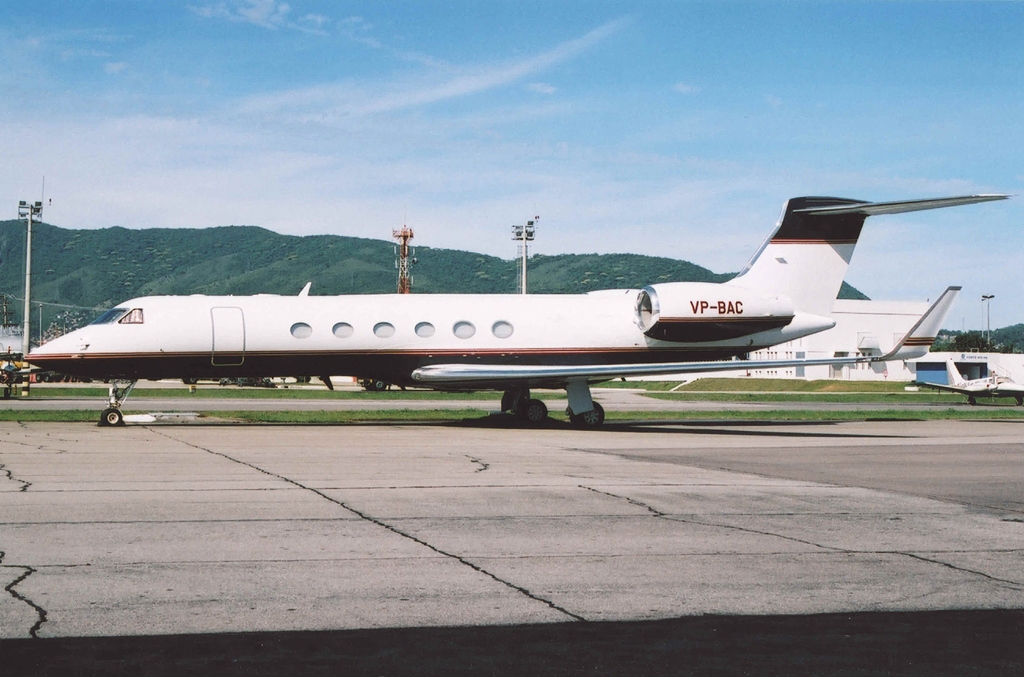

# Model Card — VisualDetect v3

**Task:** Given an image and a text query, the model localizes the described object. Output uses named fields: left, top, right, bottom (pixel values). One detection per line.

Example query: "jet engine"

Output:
left=635, top=282, right=795, bottom=342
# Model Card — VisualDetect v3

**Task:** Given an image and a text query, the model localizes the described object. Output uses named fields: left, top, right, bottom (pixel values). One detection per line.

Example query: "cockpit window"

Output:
left=90, top=308, right=128, bottom=325
left=118, top=308, right=144, bottom=324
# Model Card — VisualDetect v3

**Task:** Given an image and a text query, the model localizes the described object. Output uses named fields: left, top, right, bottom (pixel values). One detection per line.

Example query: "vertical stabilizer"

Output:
left=728, top=194, right=1007, bottom=317
left=727, top=197, right=868, bottom=317
left=946, top=358, right=966, bottom=387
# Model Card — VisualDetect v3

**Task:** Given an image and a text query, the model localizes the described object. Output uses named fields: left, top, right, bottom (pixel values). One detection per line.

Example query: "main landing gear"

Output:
left=98, top=380, right=136, bottom=427
left=500, top=381, right=606, bottom=428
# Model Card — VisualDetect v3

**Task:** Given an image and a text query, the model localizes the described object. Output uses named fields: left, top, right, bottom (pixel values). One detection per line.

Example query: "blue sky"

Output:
left=2, top=1, right=1021, bottom=328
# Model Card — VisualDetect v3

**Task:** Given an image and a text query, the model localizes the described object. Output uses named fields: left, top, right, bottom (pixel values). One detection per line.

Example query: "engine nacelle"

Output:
left=635, top=282, right=795, bottom=342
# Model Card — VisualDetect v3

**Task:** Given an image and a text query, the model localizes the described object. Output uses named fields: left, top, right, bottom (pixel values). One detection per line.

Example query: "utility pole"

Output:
left=511, top=216, right=538, bottom=294
left=17, top=200, right=42, bottom=356
left=982, top=294, right=994, bottom=346
left=393, top=226, right=416, bottom=294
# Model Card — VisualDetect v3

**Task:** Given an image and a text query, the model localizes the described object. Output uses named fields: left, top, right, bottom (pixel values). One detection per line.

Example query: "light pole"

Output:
left=982, top=294, right=994, bottom=346
left=511, top=216, right=538, bottom=294
left=17, top=200, right=43, bottom=356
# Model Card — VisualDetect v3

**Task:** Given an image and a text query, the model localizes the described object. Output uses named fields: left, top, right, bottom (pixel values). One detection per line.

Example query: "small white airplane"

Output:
left=917, top=357, right=1024, bottom=406
left=26, top=194, right=1005, bottom=427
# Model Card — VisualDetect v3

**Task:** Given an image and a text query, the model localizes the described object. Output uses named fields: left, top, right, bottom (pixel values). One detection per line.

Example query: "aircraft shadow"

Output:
left=148, top=415, right=905, bottom=439
left=4, top=609, right=1022, bottom=676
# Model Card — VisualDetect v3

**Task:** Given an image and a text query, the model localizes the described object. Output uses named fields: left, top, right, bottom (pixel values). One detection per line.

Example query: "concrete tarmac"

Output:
left=0, top=386, right=978, bottom=412
left=2, top=419, right=1023, bottom=673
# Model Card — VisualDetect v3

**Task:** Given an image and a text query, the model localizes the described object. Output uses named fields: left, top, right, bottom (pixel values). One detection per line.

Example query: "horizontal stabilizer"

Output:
left=793, top=194, right=1008, bottom=217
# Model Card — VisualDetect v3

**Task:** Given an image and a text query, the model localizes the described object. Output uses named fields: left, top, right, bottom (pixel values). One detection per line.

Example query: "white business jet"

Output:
left=917, top=357, right=1024, bottom=406
left=27, top=194, right=1005, bottom=427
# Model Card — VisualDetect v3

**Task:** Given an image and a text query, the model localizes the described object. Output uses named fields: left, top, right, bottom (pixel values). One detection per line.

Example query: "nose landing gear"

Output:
left=98, top=380, right=137, bottom=427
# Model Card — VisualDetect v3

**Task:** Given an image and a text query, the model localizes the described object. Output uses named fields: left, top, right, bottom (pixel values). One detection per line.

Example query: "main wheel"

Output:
left=1016, top=396, right=1023, bottom=407
left=99, top=408, right=124, bottom=427
left=968, top=396, right=977, bottom=406
left=570, top=402, right=605, bottom=428
left=523, top=399, right=548, bottom=425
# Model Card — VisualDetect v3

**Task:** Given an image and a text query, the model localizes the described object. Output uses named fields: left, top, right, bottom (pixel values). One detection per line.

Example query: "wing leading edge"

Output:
left=411, top=287, right=961, bottom=387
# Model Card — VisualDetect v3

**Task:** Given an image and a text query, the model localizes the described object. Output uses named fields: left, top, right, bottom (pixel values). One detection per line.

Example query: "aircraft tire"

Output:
left=99, top=408, right=124, bottom=427
left=968, top=396, right=977, bottom=406
left=570, top=402, right=605, bottom=428
left=523, top=399, right=548, bottom=425
left=1016, top=396, right=1023, bottom=407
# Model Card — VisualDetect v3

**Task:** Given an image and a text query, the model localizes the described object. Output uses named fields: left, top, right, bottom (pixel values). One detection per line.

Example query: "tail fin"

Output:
left=945, top=358, right=967, bottom=387
left=728, top=194, right=1007, bottom=317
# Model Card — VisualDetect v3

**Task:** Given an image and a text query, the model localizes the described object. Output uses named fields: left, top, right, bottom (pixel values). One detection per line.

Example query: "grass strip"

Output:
left=2, top=407, right=1022, bottom=424
left=20, top=387, right=520, bottom=400
left=644, top=392, right=967, bottom=404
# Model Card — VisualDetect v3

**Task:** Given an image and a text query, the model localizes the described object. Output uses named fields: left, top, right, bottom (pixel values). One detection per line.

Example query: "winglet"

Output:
left=878, top=286, right=961, bottom=362
left=298, top=282, right=312, bottom=297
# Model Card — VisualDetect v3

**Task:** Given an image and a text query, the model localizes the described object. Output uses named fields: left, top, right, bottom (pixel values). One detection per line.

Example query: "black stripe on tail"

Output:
left=771, top=197, right=868, bottom=244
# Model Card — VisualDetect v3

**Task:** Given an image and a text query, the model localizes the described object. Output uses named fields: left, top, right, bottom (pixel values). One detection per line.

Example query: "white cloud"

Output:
left=764, top=94, right=783, bottom=108
left=104, top=62, right=127, bottom=75
left=672, top=82, right=699, bottom=94
left=188, top=1, right=292, bottom=30
left=528, top=83, right=557, bottom=95
left=237, top=19, right=625, bottom=121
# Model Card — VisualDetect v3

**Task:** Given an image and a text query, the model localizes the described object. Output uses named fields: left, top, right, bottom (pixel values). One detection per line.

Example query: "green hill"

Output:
left=0, top=220, right=866, bottom=331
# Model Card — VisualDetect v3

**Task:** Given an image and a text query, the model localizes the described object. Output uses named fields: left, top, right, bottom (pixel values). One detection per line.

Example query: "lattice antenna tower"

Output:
left=393, top=226, right=416, bottom=294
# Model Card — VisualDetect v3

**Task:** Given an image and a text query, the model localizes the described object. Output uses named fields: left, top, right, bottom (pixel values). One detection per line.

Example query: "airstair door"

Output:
left=211, top=307, right=245, bottom=366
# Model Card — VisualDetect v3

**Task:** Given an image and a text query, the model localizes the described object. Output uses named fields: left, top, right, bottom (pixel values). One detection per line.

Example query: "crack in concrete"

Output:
left=1, top=551, right=48, bottom=638
left=151, top=429, right=584, bottom=622
left=580, top=485, right=1024, bottom=591
left=465, top=455, right=489, bottom=473
left=579, top=485, right=842, bottom=552
left=901, top=552, right=1024, bottom=588
left=0, top=461, right=32, bottom=492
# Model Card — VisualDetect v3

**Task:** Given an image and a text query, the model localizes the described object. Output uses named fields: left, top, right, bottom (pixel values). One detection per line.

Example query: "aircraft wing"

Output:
left=793, top=194, right=1009, bottom=217
left=412, top=287, right=961, bottom=387
left=914, top=382, right=977, bottom=395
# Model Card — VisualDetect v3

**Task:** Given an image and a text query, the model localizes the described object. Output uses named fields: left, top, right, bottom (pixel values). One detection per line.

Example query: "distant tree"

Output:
left=951, top=331, right=990, bottom=353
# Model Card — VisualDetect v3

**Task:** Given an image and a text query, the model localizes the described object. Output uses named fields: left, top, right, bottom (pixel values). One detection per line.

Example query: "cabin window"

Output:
left=332, top=322, right=354, bottom=338
left=415, top=322, right=435, bottom=338
left=90, top=308, right=128, bottom=325
left=373, top=322, right=395, bottom=338
left=491, top=321, right=514, bottom=339
left=453, top=321, right=476, bottom=339
left=290, top=322, right=312, bottom=339
left=118, top=308, right=144, bottom=324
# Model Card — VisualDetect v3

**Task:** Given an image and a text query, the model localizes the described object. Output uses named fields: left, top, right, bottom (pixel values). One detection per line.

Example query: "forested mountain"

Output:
left=0, top=220, right=866, bottom=331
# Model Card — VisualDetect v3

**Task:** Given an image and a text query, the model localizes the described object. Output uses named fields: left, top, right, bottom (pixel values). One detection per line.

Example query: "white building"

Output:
left=741, top=298, right=928, bottom=381
left=634, top=298, right=1024, bottom=383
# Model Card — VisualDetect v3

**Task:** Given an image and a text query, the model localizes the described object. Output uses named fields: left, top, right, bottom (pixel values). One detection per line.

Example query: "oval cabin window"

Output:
left=332, top=322, right=354, bottom=338
left=290, top=322, right=312, bottom=339
left=453, top=321, right=476, bottom=339
left=491, top=321, right=513, bottom=339
left=415, top=322, right=435, bottom=338
left=373, top=322, right=396, bottom=338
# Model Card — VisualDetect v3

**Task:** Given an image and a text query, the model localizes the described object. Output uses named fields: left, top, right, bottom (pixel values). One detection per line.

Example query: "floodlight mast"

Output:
left=982, top=294, right=995, bottom=344
left=511, top=216, right=538, bottom=294
left=17, top=200, right=42, bottom=356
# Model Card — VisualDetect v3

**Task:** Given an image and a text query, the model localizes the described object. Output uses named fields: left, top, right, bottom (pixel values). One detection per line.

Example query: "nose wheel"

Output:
left=99, top=408, right=124, bottom=427
left=98, top=380, right=136, bottom=427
